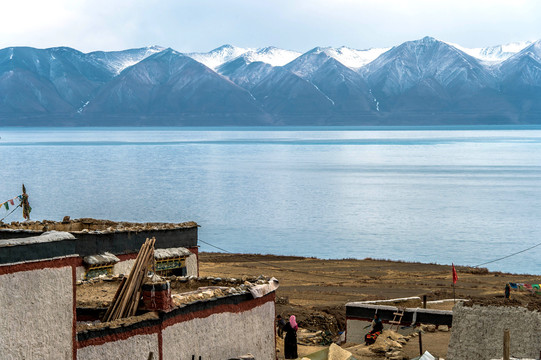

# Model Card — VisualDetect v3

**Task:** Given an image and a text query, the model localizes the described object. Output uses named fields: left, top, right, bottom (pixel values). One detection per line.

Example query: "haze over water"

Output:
left=1, top=126, right=540, bottom=274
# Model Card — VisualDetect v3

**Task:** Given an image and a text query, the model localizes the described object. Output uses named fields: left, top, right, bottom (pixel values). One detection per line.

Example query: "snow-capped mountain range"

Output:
left=1, top=37, right=540, bottom=126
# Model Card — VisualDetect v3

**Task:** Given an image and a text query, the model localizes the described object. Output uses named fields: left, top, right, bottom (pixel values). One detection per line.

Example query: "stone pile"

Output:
left=346, top=324, right=450, bottom=360
left=297, top=329, right=332, bottom=346
left=170, top=275, right=274, bottom=306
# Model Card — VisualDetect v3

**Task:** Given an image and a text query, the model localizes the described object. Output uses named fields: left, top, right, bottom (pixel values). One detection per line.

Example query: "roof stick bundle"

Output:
left=102, top=237, right=156, bottom=322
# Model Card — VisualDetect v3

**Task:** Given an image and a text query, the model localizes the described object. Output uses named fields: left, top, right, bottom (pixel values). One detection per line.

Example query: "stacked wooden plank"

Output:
left=102, top=237, right=156, bottom=322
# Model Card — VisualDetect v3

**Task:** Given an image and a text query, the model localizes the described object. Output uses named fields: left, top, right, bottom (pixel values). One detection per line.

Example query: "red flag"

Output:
left=9, top=199, right=14, bottom=205
left=452, top=263, right=458, bottom=284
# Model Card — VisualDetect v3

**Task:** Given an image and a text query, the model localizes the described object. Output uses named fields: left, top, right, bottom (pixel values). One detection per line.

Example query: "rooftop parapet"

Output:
left=0, top=218, right=199, bottom=258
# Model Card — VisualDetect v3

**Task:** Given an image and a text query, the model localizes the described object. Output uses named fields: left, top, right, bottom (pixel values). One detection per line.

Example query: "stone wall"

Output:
left=0, top=259, right=77, bottom=360
left=447, top=303, right=541, bottom=360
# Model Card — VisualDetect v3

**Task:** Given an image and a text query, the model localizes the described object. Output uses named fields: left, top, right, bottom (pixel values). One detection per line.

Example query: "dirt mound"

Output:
left=277, top=303, right=341, bottom=334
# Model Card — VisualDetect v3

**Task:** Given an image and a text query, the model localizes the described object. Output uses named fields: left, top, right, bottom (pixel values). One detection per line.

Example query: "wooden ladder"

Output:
left=389, top=308, right=405, bottom=331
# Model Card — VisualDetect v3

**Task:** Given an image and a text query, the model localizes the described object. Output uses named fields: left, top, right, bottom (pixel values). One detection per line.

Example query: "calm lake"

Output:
left=1, top=126, right=540, bottom=274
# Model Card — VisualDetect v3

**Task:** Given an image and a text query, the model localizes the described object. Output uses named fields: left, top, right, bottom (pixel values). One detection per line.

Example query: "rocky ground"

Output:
left=75, top=252, right=540, bottom=359
left=199, top=252, right=541, bottom=359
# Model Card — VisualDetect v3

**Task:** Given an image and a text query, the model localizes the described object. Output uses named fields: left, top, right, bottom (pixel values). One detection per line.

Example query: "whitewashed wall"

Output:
left=75, top=265, right=85, bottom=280
left=0, top=266, right=74, bottom=360
left=447, top=303, right=541, bottom=360
left=345, top=318, right=371, bottom=343
left=162, top=300, right=275, bottom=360
left=114, top=259, right=136, bottom=276
left=186, top=253, right=197, bottom=276
left=77, top=333, right=159, bottom=359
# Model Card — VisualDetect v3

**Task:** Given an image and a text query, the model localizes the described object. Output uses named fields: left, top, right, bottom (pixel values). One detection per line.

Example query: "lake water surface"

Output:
left=1, top=126, right=540, bottom=274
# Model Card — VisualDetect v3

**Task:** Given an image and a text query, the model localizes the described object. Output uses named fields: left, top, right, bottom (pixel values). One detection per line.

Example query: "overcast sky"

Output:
left=2, top=0, right=541, bottom=53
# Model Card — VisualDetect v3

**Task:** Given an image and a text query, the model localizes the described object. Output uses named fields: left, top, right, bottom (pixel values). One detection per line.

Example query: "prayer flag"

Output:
left=4, top=202, right=8, bottom=210
left=452, top=263, right=458, bottom=284
left=9, top=199, right=14, bottom=205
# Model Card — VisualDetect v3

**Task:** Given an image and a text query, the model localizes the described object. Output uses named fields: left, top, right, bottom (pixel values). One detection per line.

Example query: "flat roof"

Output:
left=0, top=231, right=75, bottom=248
left=0, top=218, right=198, bottom=234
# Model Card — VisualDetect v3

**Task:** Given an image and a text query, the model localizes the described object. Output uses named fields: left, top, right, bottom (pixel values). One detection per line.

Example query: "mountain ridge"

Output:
left=1, top=37, right=540, bottom=126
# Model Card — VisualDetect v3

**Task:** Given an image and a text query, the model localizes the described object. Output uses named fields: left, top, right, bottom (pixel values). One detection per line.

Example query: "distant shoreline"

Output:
left=199, top=252, right=539, bottom=277
left=2, top=124, right=541, bottom=130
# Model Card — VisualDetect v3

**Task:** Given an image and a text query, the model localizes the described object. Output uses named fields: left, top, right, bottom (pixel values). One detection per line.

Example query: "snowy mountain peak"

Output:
left=187, top=45, right=252, bottom=70
left=86, top=45, right=166, bottom=75
left=499, top=40, right=541, bottom=72
left=160, top=47, right=181, bottom=55
left=520, top=40, right=541, bottom=59
left=420, top=36, right=438, bottom=43
left=324, top=46, right=390, bottom=69
left=145, top=45, right=166, bottom=53
left=448, top=40, right=532, bottom=64
left=364, top=36, right=494, bottom=95
left=239, top=47, right=301, bottom=66
left=401, top=36, right=446, bottom=49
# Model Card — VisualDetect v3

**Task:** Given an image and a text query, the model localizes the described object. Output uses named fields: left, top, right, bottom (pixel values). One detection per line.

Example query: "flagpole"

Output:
left=452, top=263, right=457, bottom=303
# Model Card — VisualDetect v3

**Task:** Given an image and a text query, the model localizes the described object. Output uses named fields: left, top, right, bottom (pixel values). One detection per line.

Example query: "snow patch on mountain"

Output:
left=446, top=41, right=532, bottom=64
left=115, top=46, right=164, bottom=72
left=87, top=46, right=165, bottom=75
left=187, top=45, right=253, bottom=70
left=324, top=46, right=390, bottom=69
left=77, top=100, right=90, bottom=114
left=240, top=47, right=301, bottom=66
left=516, top=40, right=541, bottom=62
left=312, top=82, right=335, bottom=105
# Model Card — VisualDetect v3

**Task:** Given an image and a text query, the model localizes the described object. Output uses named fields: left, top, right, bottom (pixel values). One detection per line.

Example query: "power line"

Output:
left=198, top=238, right=450, bottom=282
left=474, top=241, right=541, bottom=268
left=199, top=238, right=347, bottom=280
left=202, top=236, right=541, bottom=276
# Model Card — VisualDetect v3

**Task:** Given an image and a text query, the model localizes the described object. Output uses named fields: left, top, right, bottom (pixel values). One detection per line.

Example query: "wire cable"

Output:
left=473, top=241, right=541, bottom=268
left=202, top=236, right=540, bottom=276
left=198, top=238, right=451, bottom=282
left=0, top=204, right=21, bottom=222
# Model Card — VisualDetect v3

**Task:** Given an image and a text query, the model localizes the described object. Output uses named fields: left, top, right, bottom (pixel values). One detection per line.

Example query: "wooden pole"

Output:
left=117, top=239, right=152, bottom=318
left=422, top=295, right=427, bottom=309
left=453, top=283, right=456, bottom=303
left=147, top=352, right=154, bottom=360
left=503, top=329, right=510, bottom=360
left=106, top=239, right=149, bottom=321
left=104, top=237, right=156, bottom=321
left=418, top=331, right=423, bottom=356
left=102, top=277, right=126, bottom=321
